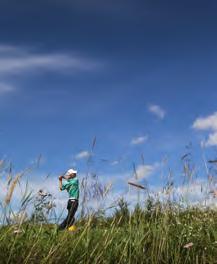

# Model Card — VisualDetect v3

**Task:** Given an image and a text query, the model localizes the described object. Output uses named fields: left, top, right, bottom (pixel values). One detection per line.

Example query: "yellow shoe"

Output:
left=68, top=225, right=77, bottom=232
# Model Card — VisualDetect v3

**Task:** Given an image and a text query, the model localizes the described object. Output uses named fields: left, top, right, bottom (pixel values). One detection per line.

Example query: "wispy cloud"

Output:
left=129, top=163, right=159, bottom=182
left=193, top=112, right=217, bottom=147
left=75, top=150, right=91, bottom=160
left=111, top=160, right=120, bottom=166
left=0, top=45, right=100, bottom=76
left=0, top=82, right=15, bottom=94
left=148, top=104, right=166, bottom=119
left=135, top=164, right=158, bottom=180
left=131, top=135, right=148, bottom=145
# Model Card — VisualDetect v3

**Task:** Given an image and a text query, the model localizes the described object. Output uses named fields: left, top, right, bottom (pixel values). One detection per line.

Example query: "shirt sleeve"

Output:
left=62, top=181, right=71, bottom=190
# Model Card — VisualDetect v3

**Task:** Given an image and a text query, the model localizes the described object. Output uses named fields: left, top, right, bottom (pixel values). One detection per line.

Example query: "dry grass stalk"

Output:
left=5, top=173, right=21, bottom=206
left=128, top=181, right=146, bottom=190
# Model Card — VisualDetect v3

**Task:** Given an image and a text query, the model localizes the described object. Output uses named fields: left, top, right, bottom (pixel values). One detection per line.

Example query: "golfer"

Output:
left=58, top=168, right=79, bottom=230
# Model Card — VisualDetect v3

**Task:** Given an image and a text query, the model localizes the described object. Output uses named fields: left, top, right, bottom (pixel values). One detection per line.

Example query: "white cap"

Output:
left=65, top=168, right=77, bottom=176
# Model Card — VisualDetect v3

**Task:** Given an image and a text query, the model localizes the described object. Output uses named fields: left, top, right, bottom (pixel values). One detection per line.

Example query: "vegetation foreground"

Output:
left=1, top=204, right=217, bottom=264
left=1, top=154, right=217, bottom=263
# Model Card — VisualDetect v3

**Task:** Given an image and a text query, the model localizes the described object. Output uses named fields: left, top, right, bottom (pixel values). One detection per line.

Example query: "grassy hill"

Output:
left=1, top=202, right=217, bottom=263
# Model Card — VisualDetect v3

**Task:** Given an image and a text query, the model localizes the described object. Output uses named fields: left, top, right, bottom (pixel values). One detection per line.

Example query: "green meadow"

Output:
left=1, top=157, right=217, bottom=264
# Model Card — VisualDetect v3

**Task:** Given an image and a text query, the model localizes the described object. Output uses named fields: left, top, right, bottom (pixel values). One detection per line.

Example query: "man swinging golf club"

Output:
left=58, top=168, right=79, bottom=230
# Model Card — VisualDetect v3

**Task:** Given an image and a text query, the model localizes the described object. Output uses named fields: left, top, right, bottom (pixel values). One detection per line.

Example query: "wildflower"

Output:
left=13, top=229, right=23, bottom=234
left=38, top=189, right=48, bottom=197
left=209, top=189, right=217, bottom=198
left=46, top=201, right=56, bottom=210
left=184, top=242, right=193, bottom=249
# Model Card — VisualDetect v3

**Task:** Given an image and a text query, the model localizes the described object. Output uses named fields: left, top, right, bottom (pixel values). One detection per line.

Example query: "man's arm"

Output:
left=59, top=176, right=64, bottom=190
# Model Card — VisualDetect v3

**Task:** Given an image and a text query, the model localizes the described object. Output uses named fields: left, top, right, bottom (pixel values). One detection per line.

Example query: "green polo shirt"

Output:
left=62, top=177, right=79, bottom=200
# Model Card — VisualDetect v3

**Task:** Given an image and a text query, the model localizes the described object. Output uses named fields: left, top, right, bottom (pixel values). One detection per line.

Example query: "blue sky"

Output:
left=0, top=0, right=217, bottom=208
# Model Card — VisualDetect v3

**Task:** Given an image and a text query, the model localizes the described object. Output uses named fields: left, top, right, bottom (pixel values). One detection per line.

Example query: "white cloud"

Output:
left=128, top=163, right=159, bottom=182
left=147, top=176, right=217, bottom=208
left=193, top=112, right=217, bottom=131
left=75, top=150, right=91, bottom=160
left=0, top=45, right=99, bottom=76
left=172, top=180, right=217, bottom=208
left=135, top=164, right=157, bottom=180
left=193, top=112, right=217, bottom=147
left=131, top=135, right=148, bottom=145
left=173, top=182, right=201, bottom=198
left=148, top=104, right=166, bottom=119
left=111, top=160, right=119, bottom=166
left=0, top=82, right=15, bottom=94
left=205, top=132, right=217, bottom=147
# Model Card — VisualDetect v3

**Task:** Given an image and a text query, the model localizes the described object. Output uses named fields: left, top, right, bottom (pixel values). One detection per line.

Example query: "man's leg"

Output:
left=67, top=200, right=78, bottom=227
left=58, top=200, right=72, bottom=230
left=58, top=200, right=78, bottom=230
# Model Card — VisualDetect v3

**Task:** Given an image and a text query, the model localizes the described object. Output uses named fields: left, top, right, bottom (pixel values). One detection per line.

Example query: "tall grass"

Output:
left=0, top=152, right=217, bottom=263
left=0, top=204, right=217, bottom=263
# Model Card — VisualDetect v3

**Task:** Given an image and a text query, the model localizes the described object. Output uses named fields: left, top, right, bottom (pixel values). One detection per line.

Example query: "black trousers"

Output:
left=58, top=199, right=78, bottom=230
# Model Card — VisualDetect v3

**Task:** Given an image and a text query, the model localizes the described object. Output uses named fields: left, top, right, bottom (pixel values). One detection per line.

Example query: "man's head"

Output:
left=64, top=168, right=77, bottom=180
